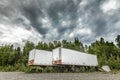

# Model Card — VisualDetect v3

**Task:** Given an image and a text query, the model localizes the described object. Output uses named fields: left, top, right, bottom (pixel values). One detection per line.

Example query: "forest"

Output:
left=0, top=34, right=120, bottom=72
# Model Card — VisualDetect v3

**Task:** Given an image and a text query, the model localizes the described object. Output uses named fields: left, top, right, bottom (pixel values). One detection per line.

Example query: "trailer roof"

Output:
left=53, top=47, right=97, bottom=56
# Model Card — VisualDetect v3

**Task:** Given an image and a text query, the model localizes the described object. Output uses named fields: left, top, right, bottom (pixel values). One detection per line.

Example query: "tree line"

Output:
left=0, top=35, right=120, bottom=71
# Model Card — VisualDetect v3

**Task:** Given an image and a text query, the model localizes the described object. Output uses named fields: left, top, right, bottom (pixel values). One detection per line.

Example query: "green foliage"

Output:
left=25, top=66, right=43, bottom=73
left=43, top=67, right=53, bottom=73
left=0, top=35, right=120, bottom=72
left=88, top=36, right=120, bottom=70
left=115, top=35, right=120, bottom=48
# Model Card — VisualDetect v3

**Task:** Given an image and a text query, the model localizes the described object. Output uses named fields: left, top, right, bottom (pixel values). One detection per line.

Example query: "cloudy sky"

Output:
left=0, top=0, right=120, bottom=46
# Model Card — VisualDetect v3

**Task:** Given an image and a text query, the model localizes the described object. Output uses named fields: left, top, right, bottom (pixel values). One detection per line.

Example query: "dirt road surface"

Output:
left=0, top=72, right=120, bottom=80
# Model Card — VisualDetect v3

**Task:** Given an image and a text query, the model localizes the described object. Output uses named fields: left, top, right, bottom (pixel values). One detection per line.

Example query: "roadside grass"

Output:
left=0, top=65, right=120, bottom=74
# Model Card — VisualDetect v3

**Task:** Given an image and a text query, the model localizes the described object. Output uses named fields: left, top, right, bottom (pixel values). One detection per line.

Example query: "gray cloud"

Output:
left=78, top=0, right=108, bottom=36
left=20, top=0, right=48, bottom=34
left=0, top=0, right=120, bottom=45
left=47, top=0, right=81, bottom=37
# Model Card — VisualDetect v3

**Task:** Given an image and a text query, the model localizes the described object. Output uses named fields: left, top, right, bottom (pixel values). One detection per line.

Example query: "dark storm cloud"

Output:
left=47, top=0, right=81, bottom=36
left=78, top=0, right=108, bottom=36
left=0, top=0, right=120, bottom=45
left=87, top=14, right=108, bottom=36
left=20, top=0, right=49, bottom=34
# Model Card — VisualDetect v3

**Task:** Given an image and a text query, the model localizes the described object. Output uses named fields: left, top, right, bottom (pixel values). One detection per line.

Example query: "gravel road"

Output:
left=0, top=72, right=120, bottom=80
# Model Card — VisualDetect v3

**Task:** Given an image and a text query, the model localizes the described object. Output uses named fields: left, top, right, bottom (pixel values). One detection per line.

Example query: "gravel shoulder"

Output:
left=0, top=72, right=120, bottom=80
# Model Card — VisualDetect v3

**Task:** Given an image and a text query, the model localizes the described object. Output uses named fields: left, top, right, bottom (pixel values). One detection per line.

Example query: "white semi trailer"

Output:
left=28, top=47, right=98, bottom=67
left=28, top=49, right=52, bottom=66
left=52, top=47, right=98, bottom=66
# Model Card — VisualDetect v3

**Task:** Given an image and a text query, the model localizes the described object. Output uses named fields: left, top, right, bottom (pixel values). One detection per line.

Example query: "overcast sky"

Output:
left=0, top=0, right=120, bottom=46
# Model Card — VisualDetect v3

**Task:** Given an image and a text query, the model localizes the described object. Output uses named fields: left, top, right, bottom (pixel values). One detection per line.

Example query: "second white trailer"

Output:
left=52, top=47, right=98, bottom=66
